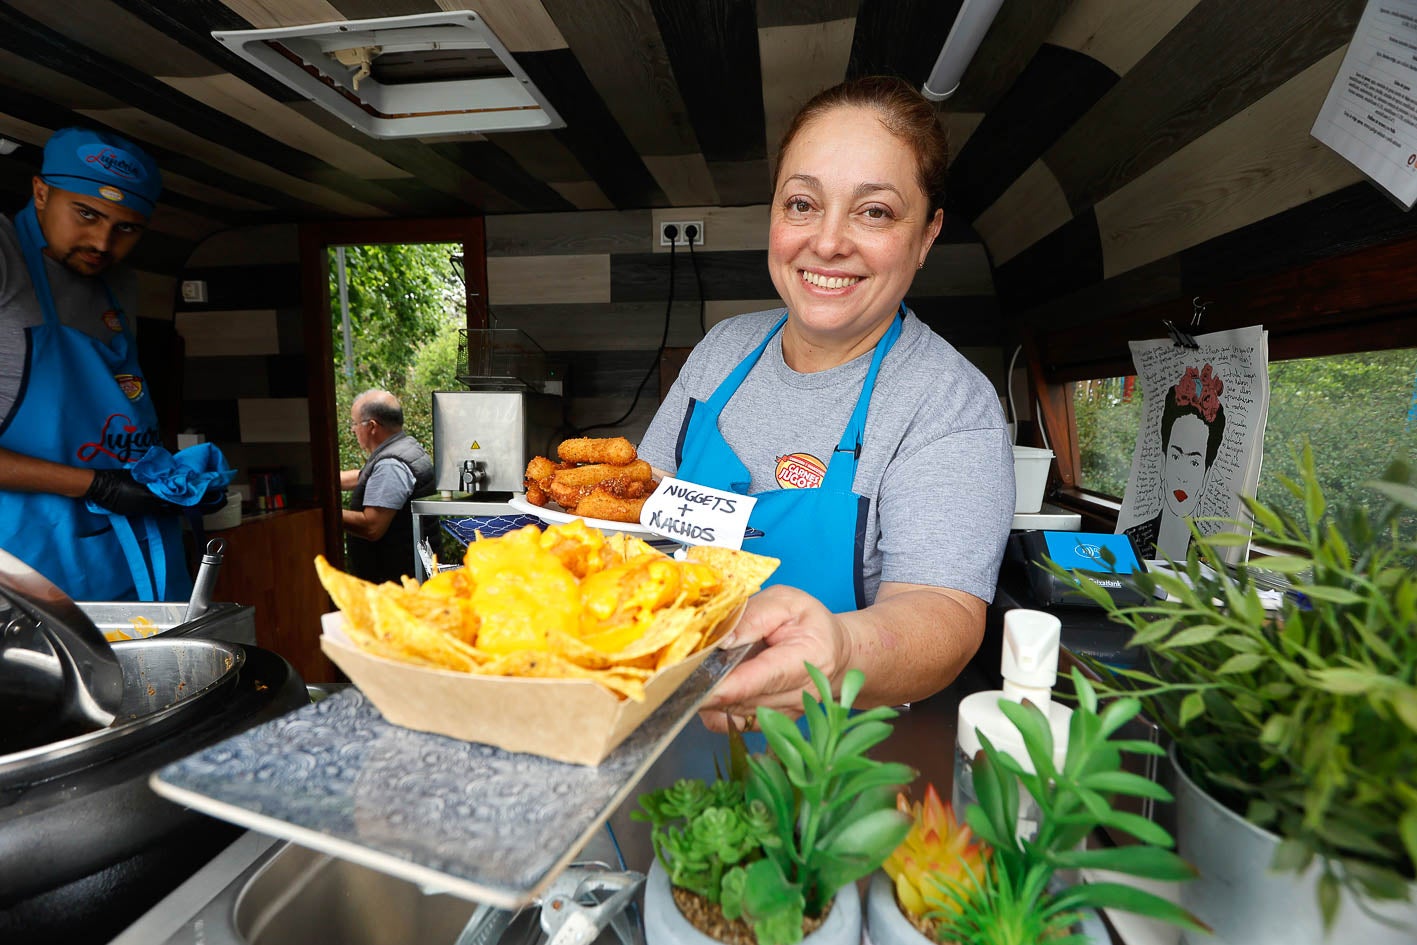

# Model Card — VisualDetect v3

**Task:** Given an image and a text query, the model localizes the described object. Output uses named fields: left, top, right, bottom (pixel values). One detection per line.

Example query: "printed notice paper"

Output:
left=1115, top=327, right=1271, bottom=564
left=640, top=478, right=756, bottom=549
left=1312, top=0, right=1417, bottom=208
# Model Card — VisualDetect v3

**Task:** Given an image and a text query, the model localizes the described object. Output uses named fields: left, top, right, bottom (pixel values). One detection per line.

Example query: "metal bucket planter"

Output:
left=644, top=859, right=860, bottom=945
left=863, top=872, right=1110, bottom=945
left=1172, top=748, right=1417, bottom=944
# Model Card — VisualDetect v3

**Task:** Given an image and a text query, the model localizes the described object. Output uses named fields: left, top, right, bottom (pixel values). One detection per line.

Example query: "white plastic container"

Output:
left=1012, top=445, right=1054, bottom=513
left=201, top=492, right=241, bottom=530
left=953, top=609, right=1072, bottom=841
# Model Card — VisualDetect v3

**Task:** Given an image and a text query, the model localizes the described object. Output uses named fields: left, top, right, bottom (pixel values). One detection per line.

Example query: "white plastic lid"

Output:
left=1000, top=609, right=1061, bottom=689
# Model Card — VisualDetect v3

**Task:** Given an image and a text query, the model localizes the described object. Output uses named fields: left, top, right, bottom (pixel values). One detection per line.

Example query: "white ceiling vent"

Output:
left=213, top=11, right=563, bottom=138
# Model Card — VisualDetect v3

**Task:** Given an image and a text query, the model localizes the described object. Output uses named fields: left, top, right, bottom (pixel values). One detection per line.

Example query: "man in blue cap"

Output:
left=0, top=127, right=193, bottom=601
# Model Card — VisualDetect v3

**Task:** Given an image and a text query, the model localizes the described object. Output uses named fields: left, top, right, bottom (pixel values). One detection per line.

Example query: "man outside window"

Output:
left=340, top=389, right=434, bottom=582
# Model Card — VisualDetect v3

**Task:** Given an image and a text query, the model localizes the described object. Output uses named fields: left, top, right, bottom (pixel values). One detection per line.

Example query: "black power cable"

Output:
left=571, top=227, right=678, bottom=436
left=686, top=224, right=706, bottom=336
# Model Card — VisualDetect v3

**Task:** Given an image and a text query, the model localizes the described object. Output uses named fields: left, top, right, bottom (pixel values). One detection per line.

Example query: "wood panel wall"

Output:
left=484, top=204, right=1004, bottom=441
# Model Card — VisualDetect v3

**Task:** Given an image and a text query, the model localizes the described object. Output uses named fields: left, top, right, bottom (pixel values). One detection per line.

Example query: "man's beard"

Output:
left=63, top=247, right=113, bottom=274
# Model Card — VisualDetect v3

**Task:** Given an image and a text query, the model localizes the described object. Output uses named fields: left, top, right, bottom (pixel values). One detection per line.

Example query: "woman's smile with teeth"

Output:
left=801, top=270, right=862, bottom=289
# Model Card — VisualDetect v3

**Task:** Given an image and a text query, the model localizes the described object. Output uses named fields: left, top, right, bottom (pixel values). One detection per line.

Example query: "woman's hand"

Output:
left=698, top=584, right=851, bottom=733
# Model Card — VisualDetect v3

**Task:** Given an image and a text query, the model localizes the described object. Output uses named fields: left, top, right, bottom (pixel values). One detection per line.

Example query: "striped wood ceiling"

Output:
left=4, top=0, right=1416, bottom=339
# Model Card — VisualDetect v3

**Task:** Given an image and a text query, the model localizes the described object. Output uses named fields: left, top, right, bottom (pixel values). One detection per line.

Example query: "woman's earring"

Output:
left=917, top=262, right=924, bottom=270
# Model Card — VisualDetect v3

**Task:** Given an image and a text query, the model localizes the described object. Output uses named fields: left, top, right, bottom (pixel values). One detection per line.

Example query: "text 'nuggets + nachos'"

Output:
left=314, top=520, right=777, bottom=764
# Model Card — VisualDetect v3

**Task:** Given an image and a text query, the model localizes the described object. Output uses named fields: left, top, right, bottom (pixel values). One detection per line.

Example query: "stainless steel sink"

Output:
left=110, top=828, right=634, bottom=945
left=235, top=843, right=494, bottom=945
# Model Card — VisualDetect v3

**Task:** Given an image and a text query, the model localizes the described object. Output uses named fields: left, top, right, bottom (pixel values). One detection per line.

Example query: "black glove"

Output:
left=83, top=469, right=186, bottom=518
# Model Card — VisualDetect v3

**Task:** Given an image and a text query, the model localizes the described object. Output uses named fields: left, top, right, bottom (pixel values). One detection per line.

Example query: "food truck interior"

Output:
left=1, top=1, right=1415, bottom=943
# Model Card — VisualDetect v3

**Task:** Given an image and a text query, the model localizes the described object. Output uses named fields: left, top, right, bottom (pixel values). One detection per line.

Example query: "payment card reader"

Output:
left=1017, top=531, right=1151, bottom=608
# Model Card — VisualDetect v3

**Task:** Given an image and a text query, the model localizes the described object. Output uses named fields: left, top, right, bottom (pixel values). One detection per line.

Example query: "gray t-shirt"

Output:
left=639, top=309, right=1014, bottom=604
left=362, top=457, right=417, bottom=511
left=0, top=213, right=138, bottom=424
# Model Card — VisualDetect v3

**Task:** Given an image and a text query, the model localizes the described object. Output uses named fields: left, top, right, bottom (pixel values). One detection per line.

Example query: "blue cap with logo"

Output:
left=40, top=127, right=162, bottom=218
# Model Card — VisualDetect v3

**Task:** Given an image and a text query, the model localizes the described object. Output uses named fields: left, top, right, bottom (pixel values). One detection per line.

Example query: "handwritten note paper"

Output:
left=640, top=478, right=756, bottom=549
left=1312, top=0, right=1417, bottom=208
left=1115, top=327, right=1270, bottom=563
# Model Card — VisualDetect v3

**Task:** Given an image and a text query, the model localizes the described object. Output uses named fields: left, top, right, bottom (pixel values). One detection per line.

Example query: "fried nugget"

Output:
left=525, top=481, right=549, bottom=507
left=575, top=490, right=649, bottom=524
left=558, top=437, right=637, bottom=466
left=549, top=479, right=595, bottom=512
left=525, top=455, right=559, bottom=486
left=553, top=459, right=653, bottom=489
left=599, top=477, right=656, bottom=500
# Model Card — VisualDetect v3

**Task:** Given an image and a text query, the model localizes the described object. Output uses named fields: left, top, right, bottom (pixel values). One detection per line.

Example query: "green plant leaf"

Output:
left=1050, top=845, right=1196, bottom=880
left=821, top=807, right=911, bottom=859
left=1162, top=624, right=1226, bottom=648
left=1179, top=691, right=1206, bottom=728
left=1080, top=770, right=1174, bottom=802
left=1198, top=531, right=1252, bottom=547
left=1392, top=687, right=1417, bottom=734
left=1366, top=480, right=1417, bottom=509
left=1247, top=555, right=1313, bottom=574
left=1100, top=809, right=1176, bottom=848
left=1317, top=872, right=1340, bottom=929
left=1270, top=838, right=1315, bottom=873
left=1292, top=584, right=1364, bottom=605
left=999, top=699, right=1057, bottom=782
left=832, top=719, right=893, bottom=762
left=1310, top=667, right=1385, bottom=695
left=1216, top=653, right=1265, bottom=675
left=836, top=666, right=864, bottom=711
left=1053, top=882, right=1208, bottom=933
left=757, top=710, right=807, bottom=786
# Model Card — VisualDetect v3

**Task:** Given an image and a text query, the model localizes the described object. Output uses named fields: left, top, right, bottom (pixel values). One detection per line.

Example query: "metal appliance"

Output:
left=432, top=327, right=563, bottom=496
left=432, top=390, right=560, bottom=495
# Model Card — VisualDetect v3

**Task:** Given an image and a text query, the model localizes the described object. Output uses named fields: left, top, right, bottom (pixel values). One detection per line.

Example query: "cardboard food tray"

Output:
left=319, top=604, right=745, bottom=766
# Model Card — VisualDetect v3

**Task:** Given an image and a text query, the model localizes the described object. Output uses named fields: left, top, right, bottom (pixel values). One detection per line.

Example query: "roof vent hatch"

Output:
left=213, top=11, right=563, bottom=138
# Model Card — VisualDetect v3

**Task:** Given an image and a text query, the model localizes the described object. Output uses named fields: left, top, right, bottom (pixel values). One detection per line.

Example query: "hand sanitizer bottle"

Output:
left=953, top=609, right=1073, bottom=841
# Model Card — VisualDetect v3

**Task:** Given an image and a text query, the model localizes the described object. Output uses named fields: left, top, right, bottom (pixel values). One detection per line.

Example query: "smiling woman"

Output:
left=637, top=76, right=1015, bottom=732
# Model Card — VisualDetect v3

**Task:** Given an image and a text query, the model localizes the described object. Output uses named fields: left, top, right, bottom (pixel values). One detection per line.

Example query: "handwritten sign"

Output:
left=1116, top=327, right=1270, bottom=564
left=639, top=478, right=756, bottom=549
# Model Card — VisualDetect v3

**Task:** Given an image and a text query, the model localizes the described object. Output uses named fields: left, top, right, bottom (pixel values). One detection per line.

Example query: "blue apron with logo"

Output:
left=675, top=309, right=902, bottom=613
left=0, top=203, right=189, bottom=601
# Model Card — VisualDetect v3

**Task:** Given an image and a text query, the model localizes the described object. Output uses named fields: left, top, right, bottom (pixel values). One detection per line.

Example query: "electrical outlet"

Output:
left=658, top=220, right=705, bottom=248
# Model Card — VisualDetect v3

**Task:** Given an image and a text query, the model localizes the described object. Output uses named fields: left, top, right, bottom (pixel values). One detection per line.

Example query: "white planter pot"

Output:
left=644, top=858, right=861, bottom=945
left=863, top=872, right=1110, bottom=945
left=1172, top=748, right=1417, bottom=944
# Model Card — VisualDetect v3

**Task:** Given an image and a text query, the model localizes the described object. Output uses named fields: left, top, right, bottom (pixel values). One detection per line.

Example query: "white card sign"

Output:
left=1311, top=0, right=1417, bottom=209
left=639, top=478, right=756, bottom=549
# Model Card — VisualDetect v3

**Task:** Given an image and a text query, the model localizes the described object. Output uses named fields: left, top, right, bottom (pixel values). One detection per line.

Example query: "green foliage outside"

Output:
left=329, top=242, right=462, bottom=478
left=1073, top=349, right=1417, bottom=542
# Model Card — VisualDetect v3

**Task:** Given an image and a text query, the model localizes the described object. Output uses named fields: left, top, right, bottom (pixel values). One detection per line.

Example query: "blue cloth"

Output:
left=674, top=308, right=903, bottom=614
left=0, top=202, right=188, bottom=601
left=40, top=127, right=162, bottom=217
left=126, top=443, right=234, bottom=509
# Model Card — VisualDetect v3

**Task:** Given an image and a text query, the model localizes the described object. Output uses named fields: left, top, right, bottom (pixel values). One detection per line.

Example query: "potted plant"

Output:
left=1049, top=446, right=1417, bottom=942
left=867, top=669, right=1204, bottom=945
left=634, top=664, right=914, bottom=945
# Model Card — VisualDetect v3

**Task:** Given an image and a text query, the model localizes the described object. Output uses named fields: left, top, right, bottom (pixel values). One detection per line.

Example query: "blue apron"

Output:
left=675, top=308, right=903, bottom=613
left=0, top=203, right=190, bottom=602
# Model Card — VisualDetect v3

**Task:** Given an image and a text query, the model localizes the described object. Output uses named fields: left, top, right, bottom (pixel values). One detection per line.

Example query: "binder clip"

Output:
left=1165, top=298, right=1205, bottom=349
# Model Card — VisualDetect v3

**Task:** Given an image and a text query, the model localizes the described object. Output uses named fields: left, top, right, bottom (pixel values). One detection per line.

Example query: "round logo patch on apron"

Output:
left=114, top=373, right=144, bottom=400
left=102, top=308, right=122, bottom=332
left=774, top=452, right=826, bottom=489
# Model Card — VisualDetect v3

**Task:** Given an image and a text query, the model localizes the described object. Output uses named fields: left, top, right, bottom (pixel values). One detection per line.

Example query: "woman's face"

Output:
left=1162, top=413, right=1212, bottom=519
left=768, top=105, right=942, bottom=343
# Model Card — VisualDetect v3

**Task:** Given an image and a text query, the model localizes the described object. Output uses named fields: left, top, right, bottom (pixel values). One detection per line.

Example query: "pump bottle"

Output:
left=953, top=609, right=1072, bottom=840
